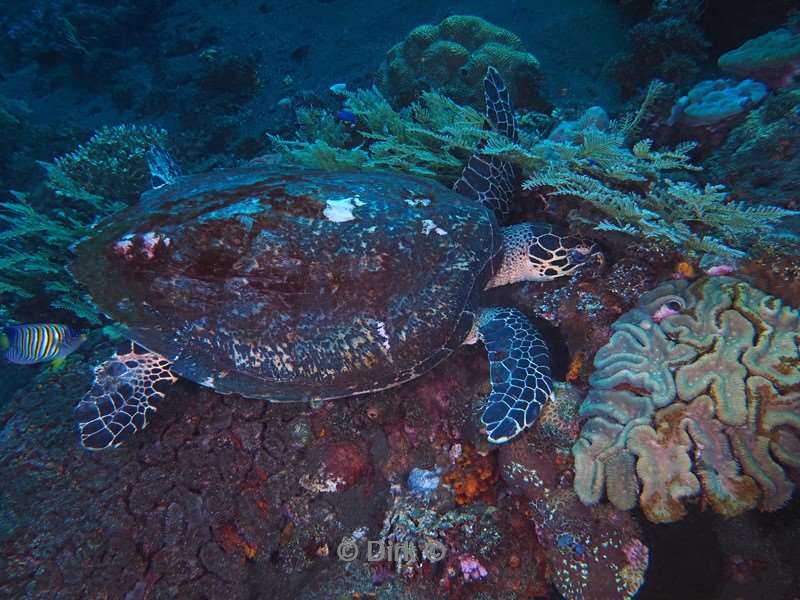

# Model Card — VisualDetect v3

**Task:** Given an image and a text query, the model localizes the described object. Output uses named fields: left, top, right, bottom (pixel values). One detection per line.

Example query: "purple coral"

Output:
left=458, top=554, right=488, bottom=582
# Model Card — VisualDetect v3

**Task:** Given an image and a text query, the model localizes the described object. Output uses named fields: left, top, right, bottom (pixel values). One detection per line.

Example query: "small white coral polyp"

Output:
left=573, top=276, right=800, bottom=523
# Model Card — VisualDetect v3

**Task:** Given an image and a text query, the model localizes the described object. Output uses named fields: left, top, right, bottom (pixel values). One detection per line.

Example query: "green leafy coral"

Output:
left=271, top=87, right=498, bottom=179
left=274, top=81, right=796, bottom=259
left=41, top=124, right=166, bottom=203
left=524, top=133, right=796, bottom=257
left=0, top=124, right=168, bottom=324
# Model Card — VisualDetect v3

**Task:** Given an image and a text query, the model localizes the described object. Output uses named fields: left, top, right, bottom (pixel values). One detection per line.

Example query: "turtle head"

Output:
left=487, top=224, right=603, bottom=289
left=533, top=229, right=604, bottom=280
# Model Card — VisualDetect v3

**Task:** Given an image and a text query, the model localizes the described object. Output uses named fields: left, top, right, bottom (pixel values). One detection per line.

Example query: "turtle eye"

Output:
left=568, top=247, right=591, bottom=264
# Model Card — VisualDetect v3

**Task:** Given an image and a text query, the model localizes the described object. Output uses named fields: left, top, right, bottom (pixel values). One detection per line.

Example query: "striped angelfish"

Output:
left=0, top=324, right=86, bottom=365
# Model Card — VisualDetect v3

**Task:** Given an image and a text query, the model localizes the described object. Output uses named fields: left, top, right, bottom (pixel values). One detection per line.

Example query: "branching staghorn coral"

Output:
left=573, top=276, right=800, bottom=523
left=0, top=125, right=168, bottom=323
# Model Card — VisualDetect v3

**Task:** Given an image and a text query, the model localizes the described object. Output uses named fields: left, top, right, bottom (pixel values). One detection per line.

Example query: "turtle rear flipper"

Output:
left=477, top=308, right=553, bottom=443
left=454, top=66, right=519, bottom=220
left=75, top=348, right=176, bottom=450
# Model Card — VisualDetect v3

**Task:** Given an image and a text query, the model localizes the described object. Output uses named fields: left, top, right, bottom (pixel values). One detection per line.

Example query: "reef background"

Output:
left=1, top=1, right=800, bottom=599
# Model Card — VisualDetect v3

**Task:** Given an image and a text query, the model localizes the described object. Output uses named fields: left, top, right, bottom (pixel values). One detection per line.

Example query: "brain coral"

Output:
left=376, top=15, right=545, bottom=110
left=573, top=276, right=800, bottom=523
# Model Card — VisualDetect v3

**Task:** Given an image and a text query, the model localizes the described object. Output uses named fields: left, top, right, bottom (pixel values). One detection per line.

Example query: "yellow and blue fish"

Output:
left=0, top=324, right=86, bottom=366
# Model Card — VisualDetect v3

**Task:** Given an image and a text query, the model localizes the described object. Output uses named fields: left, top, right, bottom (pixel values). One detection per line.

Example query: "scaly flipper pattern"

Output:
left=483, top=66, right=518, bottom=143
left=454, top=66, right=519, bottom=220
left=477, top=308, right=553, bottom=443
left=74, top=347, right=177, bottom=450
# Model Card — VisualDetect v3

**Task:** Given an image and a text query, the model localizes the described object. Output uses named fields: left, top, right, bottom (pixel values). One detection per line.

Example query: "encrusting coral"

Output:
left=573, top=276, right=800, bottom=523
left=718, top=28, right=800, bottom=89
left=376, top=15, right=545, bottom=110
left=667, top=79, right=768, bottom=127
left=500, top=382, right=648, bottom=600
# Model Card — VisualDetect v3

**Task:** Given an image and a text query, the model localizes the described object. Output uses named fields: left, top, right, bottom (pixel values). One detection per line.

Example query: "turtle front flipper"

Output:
left=74, top=348, right=177, bottom=450
left=454, top=66, right=519, bottom=220
left=483, top=65, right=518, bottom=142
left=476, top=308, right=552, bottom=443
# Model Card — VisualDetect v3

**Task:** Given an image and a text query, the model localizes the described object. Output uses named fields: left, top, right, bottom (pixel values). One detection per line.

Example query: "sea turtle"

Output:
left=71, top=68, right=602, bottom=450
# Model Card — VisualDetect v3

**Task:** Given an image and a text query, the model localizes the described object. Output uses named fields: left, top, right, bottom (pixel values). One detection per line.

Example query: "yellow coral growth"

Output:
left=377, top=15, right=543, bottom=109
left=443, top=443, right=499, bottom=505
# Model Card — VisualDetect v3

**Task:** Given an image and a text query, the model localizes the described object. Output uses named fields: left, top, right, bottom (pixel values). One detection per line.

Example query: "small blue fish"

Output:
left=1, top=324, right=86, bottom=366
left=556, top=533, right=574, bottom=550
left=337, top=108, right=357, bottom=124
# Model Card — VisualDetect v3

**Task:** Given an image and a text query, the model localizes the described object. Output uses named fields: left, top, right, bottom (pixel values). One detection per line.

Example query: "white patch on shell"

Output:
left=300, top=471, right=347, bottom=493
left=421, top=219, right=447, bottom=235
left=404, top=197, right=431, bottom=208
left=201, top=376, right=215, bottom=388
left=323, top=195, right=365, bottom=222
left=376, top=321, right=391, bottom=353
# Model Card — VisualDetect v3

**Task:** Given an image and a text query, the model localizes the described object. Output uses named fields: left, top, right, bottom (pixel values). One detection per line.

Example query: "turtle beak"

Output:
left=593, top=248, right=605, bottom=266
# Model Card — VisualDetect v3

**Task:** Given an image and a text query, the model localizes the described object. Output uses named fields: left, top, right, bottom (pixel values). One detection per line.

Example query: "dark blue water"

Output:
left=1, top=1, right=798, bottom=598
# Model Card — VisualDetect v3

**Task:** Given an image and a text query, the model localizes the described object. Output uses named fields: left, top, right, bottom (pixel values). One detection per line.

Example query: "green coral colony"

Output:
left=1, top=12, right=800, bottom=600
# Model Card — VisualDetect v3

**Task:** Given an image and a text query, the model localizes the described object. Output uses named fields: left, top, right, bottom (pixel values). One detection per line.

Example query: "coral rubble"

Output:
left=573, top=276, right=800, bottom=523
left=500, top=390, right=649, bottom=600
